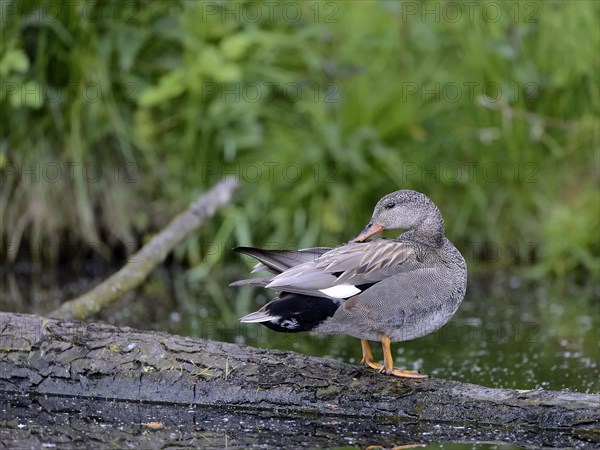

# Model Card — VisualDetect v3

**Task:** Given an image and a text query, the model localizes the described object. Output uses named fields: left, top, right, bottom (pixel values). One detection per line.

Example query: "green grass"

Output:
left=1, top=0, right=598, bottom=278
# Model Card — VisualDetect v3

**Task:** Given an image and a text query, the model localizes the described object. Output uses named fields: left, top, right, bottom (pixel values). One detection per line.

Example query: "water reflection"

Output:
left=2, top=393, right=589, bottom=449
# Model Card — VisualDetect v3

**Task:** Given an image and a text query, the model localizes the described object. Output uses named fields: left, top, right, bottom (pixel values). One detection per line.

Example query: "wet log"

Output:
left=1, top=312, right=598, bottom=439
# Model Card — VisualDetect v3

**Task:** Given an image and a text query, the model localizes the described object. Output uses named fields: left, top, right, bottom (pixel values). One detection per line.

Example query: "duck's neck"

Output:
left=411, top=210, right=445, bottom=248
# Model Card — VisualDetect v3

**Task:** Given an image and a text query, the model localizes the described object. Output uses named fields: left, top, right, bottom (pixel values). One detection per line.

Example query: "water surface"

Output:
left=3, top=265, right=598, bottom=392
left=1, top=264, right=598, bottom=449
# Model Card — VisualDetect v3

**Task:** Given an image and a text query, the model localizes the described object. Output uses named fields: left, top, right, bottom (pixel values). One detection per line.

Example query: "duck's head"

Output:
left=351, top=189, right=443, bottom=243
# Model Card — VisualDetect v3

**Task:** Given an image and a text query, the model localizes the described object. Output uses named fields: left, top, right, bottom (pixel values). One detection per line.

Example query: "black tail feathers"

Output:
left=241, top=292, right=339, bottom=333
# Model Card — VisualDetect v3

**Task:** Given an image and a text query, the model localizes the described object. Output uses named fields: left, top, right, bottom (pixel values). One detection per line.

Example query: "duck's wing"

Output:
left=229, top=247, right=332, bottom=288
left=232, top=246, right=331, bottom=273
left=265, top=239, right=427, bottom=299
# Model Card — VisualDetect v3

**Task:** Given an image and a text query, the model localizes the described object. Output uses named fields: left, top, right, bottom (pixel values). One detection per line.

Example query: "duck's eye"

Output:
left=384, top=202, right=396, bottom=209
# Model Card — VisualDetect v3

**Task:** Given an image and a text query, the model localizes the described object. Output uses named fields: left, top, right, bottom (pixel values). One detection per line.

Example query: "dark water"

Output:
left=207, top=269, right=600, bottom=394
left=1, top=264, right=599, bottom=448
left=1, top=392, right=592, bottom=449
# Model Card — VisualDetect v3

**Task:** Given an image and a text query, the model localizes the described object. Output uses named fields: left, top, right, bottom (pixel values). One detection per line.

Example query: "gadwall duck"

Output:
left=231, top=190, right=467, bottom=378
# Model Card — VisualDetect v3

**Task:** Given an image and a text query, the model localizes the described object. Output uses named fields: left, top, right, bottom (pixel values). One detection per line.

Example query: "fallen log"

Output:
left=1, top=312, right=598, bottom=445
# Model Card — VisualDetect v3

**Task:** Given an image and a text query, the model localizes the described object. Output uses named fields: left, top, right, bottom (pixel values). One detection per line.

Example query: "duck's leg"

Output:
left=381, top=335, right=428, bottom=379
left=360, top=339, right=384, bottom=371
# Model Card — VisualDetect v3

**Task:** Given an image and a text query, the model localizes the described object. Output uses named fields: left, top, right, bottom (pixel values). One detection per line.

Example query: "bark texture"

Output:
left=1, top=312, right=598, bottom=443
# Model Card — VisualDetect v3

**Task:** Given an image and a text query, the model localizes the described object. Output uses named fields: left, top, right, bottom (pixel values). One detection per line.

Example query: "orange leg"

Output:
left=381, top=335, right=428, bottom=379
left=360, top=339, right=384, bottom=371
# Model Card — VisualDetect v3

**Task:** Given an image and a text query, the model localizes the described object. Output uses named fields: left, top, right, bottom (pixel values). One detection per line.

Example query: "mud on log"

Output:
left=1, top=312, right=598, bottom=434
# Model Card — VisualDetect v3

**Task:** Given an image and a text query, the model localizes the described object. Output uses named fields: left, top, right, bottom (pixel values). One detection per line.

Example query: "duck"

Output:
left=230, top=189, right=467, bottom=378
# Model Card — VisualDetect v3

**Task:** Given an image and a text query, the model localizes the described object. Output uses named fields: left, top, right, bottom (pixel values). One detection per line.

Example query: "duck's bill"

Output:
left=350, top=222, right=384, bottom=243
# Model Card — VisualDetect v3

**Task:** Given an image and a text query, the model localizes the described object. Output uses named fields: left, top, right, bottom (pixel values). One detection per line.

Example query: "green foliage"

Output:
left=1, top=0, right=598, bottom=277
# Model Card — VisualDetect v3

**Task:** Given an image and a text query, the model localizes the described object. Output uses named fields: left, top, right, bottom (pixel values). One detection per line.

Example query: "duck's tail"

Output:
left=239, top=292, right=339, bottom=333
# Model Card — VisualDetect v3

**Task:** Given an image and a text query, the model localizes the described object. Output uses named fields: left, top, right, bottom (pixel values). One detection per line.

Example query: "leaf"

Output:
left=0, top=49, right=29, bottom=77
left=221, top=34, right=250, bottom=61
left=139, top=70, right=186, bottom=107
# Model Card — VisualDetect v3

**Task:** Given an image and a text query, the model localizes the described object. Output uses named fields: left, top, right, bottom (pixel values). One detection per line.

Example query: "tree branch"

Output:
left=49, top=178, right=239, bottom=320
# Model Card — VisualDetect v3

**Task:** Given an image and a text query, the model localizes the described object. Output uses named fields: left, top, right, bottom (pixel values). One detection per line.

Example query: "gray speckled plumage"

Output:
left=231, top=189, right=467, bottom=343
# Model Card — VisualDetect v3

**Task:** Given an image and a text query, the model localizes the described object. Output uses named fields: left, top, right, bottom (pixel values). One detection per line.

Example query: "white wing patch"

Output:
left=318, top=284, right=361, bottom=299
